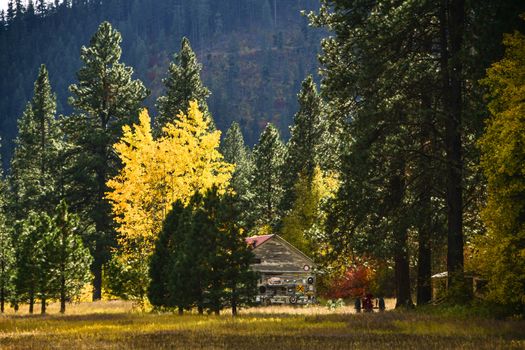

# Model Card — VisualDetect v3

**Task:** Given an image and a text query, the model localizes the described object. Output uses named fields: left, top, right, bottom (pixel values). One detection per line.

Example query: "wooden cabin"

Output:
left=246, top=234, right=316, bottom=305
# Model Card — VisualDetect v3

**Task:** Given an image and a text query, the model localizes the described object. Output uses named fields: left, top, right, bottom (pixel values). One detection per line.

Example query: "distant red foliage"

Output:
left=325, top=265, right=373, bottom=299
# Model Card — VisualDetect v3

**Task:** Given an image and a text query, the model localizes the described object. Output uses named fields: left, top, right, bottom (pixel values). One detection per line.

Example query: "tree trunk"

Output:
left=92, top=150, right=111, bottom=301
left=416, top=95, right=433, bottom=306
left=389, top=167, right=413, bottom=309
left=1, top=286, right=4, bottom=313
left=417, top=229, right=432, bottom=304
left=394, top=250, right=412, bottom=308
left=231, top=286, right=238, bottom=316
left=441, top=0, right=466, bottom=301
left=178, top=306, right=183, bottom=315
left=29, top=293, right=34, bottom=314
left=41, top=297, right=46, bottom=315
left=92, top=256, right=103, bottom=301
left=60, top=274, right=66, bottom=313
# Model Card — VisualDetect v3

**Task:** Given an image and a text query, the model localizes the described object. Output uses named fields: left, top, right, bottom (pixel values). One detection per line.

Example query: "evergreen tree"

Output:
left=282, top=75, right=325, bottom=213
left=149, top=188, right=257, bottom=315
left=308, top=0, right=439, bottom=307
left=0, top=214, right=13, bottom=314
left=15, top=211, right=46, bottom=314
left=155, top=37, right=212, bottom=131
left=220, top=122, right=254, bottom=228
left=14, top=0, right=24, bottom=19
left=148, top=200, right=185, bottom=310
left=65, top=21, right=148, bottom=300
left=286, top=75, right=325, bottom=178
left=0, top=11, right=6, bottom=30
left=36, top=0, right=47, bottom=16
left=6, top=0, right=14, bottom=23
left=34, top=211, right=57, bottom=314
left=0, top=144, right=15, bottom=313
left=50, top=200, right=92, bottom=313
left=216, top=192, right=257, bottom=316
left=251, top=123, right=285, bottom=231
left=168, top=200, right=198, bottom=314
left=309, top=0, right=512, bottom=304
left=10, top=64, right=62, bottom=217
left=194, top=190, right=222, bottom=314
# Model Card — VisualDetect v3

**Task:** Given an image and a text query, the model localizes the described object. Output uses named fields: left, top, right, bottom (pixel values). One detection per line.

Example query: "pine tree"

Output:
left=26, top=0, right=35, bottom=18
left=65, top=21, right=148, bottom=300
left=6, top=0, right=14, bottom=24
left=14, top=0, right=24, bottom=19
left=50, top=200, right=92, bottom=313
left=0, top=143, right=15, bottom=313
left=216, top=192, right=258, bottom=316
left=15, top=211, right=47, bottom=314
left=193, top=190, right=222, bottom=314
left=148, top=200, right=185, bottom=310
left=251, top=123, right=285, bottom=230
left=36, top=0, right=46, bottom=16
left=167, top=200, right=198, bottom=314
left=34, top=211, right=57, bottom=314
left=220, top=122, right=254, bottom=228
left=155, top=37, right=212, bottom=131
left=0, top=11, right=6, bottom=30
left=149, top=188, right=257, bottom=315
left=282, top=75, right=326, bottom=213
left=286, top=75, right=325, bottom=179
left=0, top=214, right=14, bottom=314
left=308, top=0, right=440, bottom=307
left=10, top=64, right=62, bottom=217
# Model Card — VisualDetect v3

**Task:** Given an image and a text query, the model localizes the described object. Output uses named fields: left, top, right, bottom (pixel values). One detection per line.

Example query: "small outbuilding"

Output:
left=431, top=271, right=487, bottom=300
left=246, top=234, right=316, bottom=305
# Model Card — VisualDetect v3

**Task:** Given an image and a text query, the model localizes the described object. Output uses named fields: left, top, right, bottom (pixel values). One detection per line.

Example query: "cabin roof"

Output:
left=245, top=234, right=274, bottom=248
left=245, top=234, right=315, bottom=266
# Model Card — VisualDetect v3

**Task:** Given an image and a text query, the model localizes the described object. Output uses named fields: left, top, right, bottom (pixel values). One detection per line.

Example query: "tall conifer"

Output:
left=155, top=37, right=212, bottom=131
left=221, top=122, right=254, bottom=227
left=0, top=142, right=15, bottom=314
left=282, top=75, right=325, bottom=213
left=65, top=21, right=148, bottom=300
left=251, top=123, right=285, bottom=230
left=10, top=64, right=62, bottom=216
left=50, top=200, right=92, bottom=313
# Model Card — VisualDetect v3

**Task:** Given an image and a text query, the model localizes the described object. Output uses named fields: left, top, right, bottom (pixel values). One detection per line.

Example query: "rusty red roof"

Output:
left=245, top=234, right=274, bottom=248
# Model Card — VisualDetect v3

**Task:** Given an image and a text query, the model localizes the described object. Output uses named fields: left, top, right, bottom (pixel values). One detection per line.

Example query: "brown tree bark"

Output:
left=416, top=95, right=433, bottom=305
left=440, top=0, right=467, bottom=301
left=41, top=297, right=46, bottom=315
left=389, top=166, right=413, bottom=309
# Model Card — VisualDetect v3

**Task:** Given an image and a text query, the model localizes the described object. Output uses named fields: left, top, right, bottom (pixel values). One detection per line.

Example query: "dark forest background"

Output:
left=0, top=0, right=323, bottom=168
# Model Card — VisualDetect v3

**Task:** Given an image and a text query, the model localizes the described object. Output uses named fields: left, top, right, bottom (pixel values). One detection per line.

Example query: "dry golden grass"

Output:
left=0, top=300, right=523, bottom=349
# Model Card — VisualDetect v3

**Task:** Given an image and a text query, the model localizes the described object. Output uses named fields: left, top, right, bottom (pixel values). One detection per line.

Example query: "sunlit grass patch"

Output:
left=0, top=301, right=523, bottom=349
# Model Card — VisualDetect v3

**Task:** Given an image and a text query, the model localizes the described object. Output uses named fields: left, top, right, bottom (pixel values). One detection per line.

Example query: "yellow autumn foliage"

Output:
left=106, top=101, right=233, bottom=259
left=281, top=167, right=339, bottom=255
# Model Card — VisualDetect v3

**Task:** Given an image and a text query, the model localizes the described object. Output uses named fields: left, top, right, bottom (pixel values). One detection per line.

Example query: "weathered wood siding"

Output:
left=251, top=237, right=313, bottom=273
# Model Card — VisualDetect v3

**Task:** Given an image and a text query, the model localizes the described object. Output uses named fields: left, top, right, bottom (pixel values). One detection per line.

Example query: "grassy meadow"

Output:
left=0, top=300, right=523, bottom=349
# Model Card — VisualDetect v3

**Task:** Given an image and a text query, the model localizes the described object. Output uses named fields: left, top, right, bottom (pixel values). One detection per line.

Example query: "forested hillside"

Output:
left=0, top=0, right=323, bottom=168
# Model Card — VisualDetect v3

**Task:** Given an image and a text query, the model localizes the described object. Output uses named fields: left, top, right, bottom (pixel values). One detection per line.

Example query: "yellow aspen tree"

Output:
left=105, top=101, right=233, bottom=303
